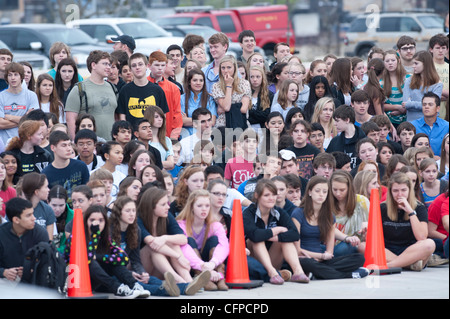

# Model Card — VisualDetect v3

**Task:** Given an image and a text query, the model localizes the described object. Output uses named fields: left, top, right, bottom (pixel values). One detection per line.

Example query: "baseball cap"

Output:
left=279, top=149, right=296, bottom=161
left=111, top=35, right=136, bottom=51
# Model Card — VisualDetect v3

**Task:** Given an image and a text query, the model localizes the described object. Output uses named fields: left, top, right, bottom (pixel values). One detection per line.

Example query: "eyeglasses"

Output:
left=211, top=192, right=227, bottom=198
left=400, top=46, right=415, bottom=52
left=289, top=72, right=305, bottom=76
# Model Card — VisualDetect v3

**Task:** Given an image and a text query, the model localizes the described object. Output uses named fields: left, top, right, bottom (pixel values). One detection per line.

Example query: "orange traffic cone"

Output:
left=226, top=199, right=263, bottom=288
left=364, top=189, right=401, bottom=275
left=67, top=209, right=93, bottom=298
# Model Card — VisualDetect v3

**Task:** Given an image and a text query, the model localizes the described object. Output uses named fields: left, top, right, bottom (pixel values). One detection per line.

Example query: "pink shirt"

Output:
left=0, top=187, right=16, bottom=218
left=177, top=219, right=230, bottom=271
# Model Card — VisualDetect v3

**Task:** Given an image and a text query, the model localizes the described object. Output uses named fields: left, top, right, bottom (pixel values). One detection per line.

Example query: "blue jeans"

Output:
left=138, top=276, right=189, bottom=296
left=334, top=242, right=358, bottom=257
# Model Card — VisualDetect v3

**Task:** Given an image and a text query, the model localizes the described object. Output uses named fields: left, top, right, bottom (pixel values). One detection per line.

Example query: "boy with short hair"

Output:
left=331, top=151, right=352, bottom=172
left=0, top=197, right=49, bottom=283
left=286, top=119, right=320, bottom=179
left=74, top=129, right=104, bottom=172
left=309, top=122, right=326, bottom=152
left=224, top=128, right=258, bottom=189
left=238, top=30, right=256, bottom=64
left=396, top=35, right=416, bottom=74
left=326, top=105, right=366, bottom=169
left=313, top=152, right=336, bottom=179
left=429, top=33, right=449, bottom=120
left=42, top=130, right=90, bottom=198
left=111, top=120, right=132, bottom=148
left=0, top=62, right=39, bottom=145
left=148, top=51, right=183, bottom=139
left=396, top=121, right=416, bottom=154
left=0, top=48, right=13, bottom=92
left=370, top=114, right=403, bottom=153
left=202, top=32, right=229, bottom=92
left=241, top=153, right=282, bottom=200
left=133, top=118, right=163, bottom=169
left=361, top=121, right=381, bottom=144
left=283, top=173, right=302, bottom=207
left=351, top=90, right=372, bottom=126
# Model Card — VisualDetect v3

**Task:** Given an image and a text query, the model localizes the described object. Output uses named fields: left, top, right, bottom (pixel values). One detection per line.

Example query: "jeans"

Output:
left=334, top=241, right=358, bottom=257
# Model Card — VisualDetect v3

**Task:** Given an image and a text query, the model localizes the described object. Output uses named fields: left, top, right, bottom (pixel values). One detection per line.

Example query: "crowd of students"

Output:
left=0, top=27, right=448, bottom=298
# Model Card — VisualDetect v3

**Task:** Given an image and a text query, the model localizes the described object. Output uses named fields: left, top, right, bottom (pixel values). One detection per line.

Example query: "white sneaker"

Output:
left=132, top=282, right=151, bottom=298
left=115, top=284, right=141, bottom=299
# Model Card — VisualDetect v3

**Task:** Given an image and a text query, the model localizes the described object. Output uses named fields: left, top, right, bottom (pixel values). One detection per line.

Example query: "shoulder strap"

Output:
left=77, top=82, right=88, bottom=114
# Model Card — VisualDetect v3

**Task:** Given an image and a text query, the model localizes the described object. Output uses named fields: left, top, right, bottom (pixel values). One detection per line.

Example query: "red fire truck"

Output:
left=157, top=4, right=295, bottom=56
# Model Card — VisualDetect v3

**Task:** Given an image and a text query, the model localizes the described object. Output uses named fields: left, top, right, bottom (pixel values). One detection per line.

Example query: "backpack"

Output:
left=21, top=241, right=67, bottom=294
left=77, top=80, right=118, bottom=114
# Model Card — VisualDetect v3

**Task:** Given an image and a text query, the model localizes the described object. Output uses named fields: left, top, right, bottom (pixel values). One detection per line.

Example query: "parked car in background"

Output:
left=156, top=4, right=295, bottom=57
left=160, top=24, right=266, bottom=63
left=0, top=40, right=51, bottom=71
left=0, top=24, right=109, bottom=68
left=343, top=11, right=444, bottom=57
left=66, top=18, right=185, bottom=56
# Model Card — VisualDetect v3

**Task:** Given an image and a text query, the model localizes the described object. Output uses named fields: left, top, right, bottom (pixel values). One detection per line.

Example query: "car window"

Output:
left=349, top=18, right=368, bottom=32
left=378, top=17, right=399, bottom=32
left=417, top=15, right=444, bottom=29
left=41, top=28, right=97, bottom=46
left=157, top=17, right=193, bottom=26
left=93, top=25, right=117, bottom=41
left=118, top=22, right=169, bottom=38
left=167, top=29, right=185, bottom=37
left=217, top=15, right=236, bottom=33
left=400, top=17, right=421, bottom=32
left=0, top=31, right=16, bottom=49
left=195, top=17, right=214, bottom=28
left=17, top=30, right=40, bottom=50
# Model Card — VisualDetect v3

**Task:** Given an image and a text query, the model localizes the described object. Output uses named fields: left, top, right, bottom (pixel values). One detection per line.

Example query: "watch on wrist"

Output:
left=408, top=211, right=417, bottom=217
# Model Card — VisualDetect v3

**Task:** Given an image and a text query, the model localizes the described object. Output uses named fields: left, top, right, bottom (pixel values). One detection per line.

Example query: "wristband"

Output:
left=408, top=211, right=417, bottom=217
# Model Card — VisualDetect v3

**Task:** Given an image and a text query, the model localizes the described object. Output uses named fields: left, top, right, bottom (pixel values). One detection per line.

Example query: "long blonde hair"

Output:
left=249, top=65, right=271, bottom=111
left=385, top=172, right=417, bottom=221
left=176, top=189, right=213, bottom=250
left=311, top=97, right=337, bottom=137
left=218, top=55, right=242, bottom=94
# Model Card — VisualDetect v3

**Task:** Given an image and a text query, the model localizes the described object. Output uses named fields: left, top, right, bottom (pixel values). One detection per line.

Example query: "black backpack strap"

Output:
left=77, top=82, right=88, bottom=114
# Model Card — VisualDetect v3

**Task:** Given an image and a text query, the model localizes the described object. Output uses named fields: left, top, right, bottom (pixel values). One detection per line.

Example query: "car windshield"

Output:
left=183, top=26, right=217, bottom=39
left=41, top=28, right=97, bottom=46
left=157, top=17, right=194, bottom=26
left=118, top=22, right=170, bottom=39
left=417, top=15, right=444, bottom=29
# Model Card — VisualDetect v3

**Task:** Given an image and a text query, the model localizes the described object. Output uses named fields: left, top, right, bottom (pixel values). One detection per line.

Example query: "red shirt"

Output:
left=148, top=76, right=183, bottom=139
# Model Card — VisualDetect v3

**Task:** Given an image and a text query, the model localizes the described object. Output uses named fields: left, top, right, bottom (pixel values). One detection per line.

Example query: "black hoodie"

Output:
left=326, top=125, right=366, bottom=169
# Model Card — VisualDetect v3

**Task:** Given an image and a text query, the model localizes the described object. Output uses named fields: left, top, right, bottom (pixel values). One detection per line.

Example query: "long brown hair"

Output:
left=385, top=172, right=417, bottom=221
left=409, top=50, right=440, bottom=90
left=299, top=176, right=333, bottom=242
left=174, top=166, right=204, bottom=210
left=110, top=196, right=139, bottom=250
left=329, top=58, right=352, bottom=94
left=329, top=170, right=357, bottom=218
left=143, top=105, right=168, bottom=151
left=381, top=50, right=406, bottom=97
left=365, top=58, right=385, bottom=103
left=138, top=187, right=168, bottom=237
left=183, top=68, right=210, bottom=115
left=36, top=73, right=63, bottom=120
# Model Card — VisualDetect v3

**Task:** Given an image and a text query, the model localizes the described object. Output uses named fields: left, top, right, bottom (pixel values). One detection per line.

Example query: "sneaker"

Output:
left=408, top=260, right=423, bottom=272
left=115, top=284, right=141, bottom=299
left=132, top=282, right=151, bottom=298
left=352, top=267, right=370, bottom=279
left=185, top=270, right=211, bottom=296
left=162, top=272, right=180, bottom=297
left=427, top=254, right=449, bottom=267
